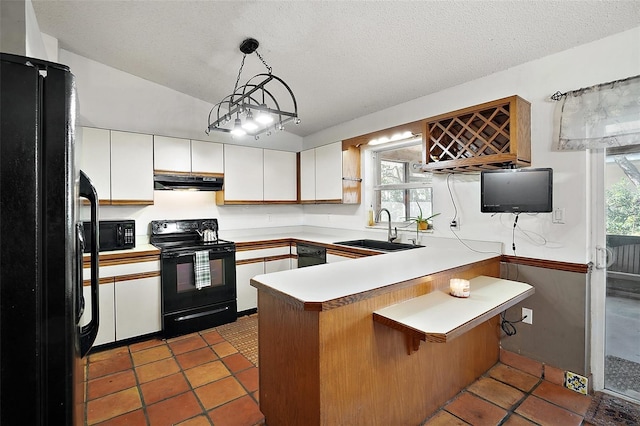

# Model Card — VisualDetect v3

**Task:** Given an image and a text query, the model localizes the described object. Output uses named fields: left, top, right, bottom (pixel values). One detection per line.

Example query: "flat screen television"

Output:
left=481, top=168, right=553, bottom=213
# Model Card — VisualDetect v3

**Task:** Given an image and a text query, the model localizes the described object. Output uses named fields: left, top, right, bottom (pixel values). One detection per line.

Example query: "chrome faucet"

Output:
left=375, top=208, right=398, bottom=243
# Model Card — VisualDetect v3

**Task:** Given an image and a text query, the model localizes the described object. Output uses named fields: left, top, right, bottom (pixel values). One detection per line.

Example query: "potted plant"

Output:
left=409, top=202, right=440, bottom=230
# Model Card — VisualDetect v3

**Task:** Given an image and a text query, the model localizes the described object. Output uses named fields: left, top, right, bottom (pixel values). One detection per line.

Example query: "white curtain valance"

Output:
left=553, top=75, right=640, bottom=151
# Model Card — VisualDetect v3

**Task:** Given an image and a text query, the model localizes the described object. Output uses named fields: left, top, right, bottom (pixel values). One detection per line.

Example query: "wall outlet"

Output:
left=522, top=307, right=533, bottom=324
left=450, top=219, right=460, bottom=230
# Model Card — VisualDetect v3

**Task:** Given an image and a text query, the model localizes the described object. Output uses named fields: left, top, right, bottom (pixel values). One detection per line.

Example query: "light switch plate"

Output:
left=553, top=207, right=565, bottom=224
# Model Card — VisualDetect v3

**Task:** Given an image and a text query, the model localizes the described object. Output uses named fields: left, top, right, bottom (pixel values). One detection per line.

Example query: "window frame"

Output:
left=371, top=139, right=433, bottom=226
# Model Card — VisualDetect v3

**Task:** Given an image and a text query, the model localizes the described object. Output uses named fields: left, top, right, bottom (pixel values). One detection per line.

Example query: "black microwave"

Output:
left=82, top=220, right=135, bottom=253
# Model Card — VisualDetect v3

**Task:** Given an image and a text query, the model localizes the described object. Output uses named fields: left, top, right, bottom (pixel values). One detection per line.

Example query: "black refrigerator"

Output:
left=0, top=53, right=100, bottom=425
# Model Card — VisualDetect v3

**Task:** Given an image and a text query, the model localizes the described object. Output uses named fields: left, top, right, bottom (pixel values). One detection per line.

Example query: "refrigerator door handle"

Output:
left=79, top=171, right=100, bottom=357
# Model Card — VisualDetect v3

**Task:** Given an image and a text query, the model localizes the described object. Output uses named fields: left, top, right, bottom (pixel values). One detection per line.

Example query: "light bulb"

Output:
left=230, top=118, right=246, bottom=137
left=242, top=110, right=259, bottom=132
left=255, top=104, right=274, bottom=124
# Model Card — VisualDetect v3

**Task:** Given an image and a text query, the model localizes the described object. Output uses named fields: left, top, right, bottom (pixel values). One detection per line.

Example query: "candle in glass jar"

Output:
left=449, top=278, right=470, bottom=298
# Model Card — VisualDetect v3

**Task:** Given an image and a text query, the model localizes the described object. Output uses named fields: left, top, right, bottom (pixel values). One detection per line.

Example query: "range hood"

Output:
left=153, top=174, right=224, bottom=191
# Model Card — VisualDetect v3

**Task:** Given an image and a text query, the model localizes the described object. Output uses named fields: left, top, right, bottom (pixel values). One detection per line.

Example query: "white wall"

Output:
left=304, top=27, right=640, bottom=264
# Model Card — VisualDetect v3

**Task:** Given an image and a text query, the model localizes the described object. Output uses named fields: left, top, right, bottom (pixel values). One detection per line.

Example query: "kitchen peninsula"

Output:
left=250, top=247, right=533, bottom=425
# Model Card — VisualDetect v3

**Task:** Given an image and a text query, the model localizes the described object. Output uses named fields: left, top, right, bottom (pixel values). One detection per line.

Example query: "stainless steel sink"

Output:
left=333, top=239, right=422, bottom=252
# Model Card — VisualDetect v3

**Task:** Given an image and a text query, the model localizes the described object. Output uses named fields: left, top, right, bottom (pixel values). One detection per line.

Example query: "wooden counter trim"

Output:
left=110, top=200, right=154, bottom=205
left=325, top=248, right=368, bottom=259
left=83, top=270, right=160, bottom=286
left=501, top=255, right=589, bottom=274
left=251, top=257, right=501, bottom=312
left=238, top=254, right=295, bottom=266
left=235, top=239, right=292, bottom=251
left=83, top=250, right=160, bottom=269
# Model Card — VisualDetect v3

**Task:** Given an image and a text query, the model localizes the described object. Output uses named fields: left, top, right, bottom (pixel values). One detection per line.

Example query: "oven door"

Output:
left=161, top=248, right=236, bottom=314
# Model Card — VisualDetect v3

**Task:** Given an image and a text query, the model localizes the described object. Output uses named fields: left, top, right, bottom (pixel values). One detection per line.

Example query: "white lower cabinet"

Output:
left=327, top=253, right=351, bottom=264
left=115, top=276, right=161, bottom=340
left=81, top=282, right=115, bottom=346
left=236, top=262, right=264, bottom=313
left=265, top=258, right=291, bottom=273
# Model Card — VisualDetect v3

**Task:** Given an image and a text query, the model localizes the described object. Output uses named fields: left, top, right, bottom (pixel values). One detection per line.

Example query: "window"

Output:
left=372, top=138, right=433, bottom=224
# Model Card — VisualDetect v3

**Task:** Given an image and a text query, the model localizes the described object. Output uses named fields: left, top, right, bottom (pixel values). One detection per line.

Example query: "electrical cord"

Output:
left=500, top=311, right=527, bottom=336
left=512, top=213, right=519, bottom=255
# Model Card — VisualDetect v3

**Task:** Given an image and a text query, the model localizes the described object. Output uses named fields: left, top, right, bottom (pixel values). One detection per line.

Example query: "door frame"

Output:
left=588, top=148, right=606, bottom=392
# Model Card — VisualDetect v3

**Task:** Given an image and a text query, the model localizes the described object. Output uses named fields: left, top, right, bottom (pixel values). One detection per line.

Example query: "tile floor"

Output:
left=83, top=328, right=264, bottom=426
left=84, top=328, right=596, bottom=426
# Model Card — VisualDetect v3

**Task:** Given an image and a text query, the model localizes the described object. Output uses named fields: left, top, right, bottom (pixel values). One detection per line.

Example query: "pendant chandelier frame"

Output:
left=206, top=38, right=299, bottom=139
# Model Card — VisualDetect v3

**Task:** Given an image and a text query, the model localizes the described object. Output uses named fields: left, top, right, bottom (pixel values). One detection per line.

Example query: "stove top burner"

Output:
left=150, top=219, right=234, bottom=252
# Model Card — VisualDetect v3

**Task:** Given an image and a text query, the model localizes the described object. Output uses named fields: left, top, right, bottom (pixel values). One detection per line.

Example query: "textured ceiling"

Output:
left=32, top=1, right=640, bottom=137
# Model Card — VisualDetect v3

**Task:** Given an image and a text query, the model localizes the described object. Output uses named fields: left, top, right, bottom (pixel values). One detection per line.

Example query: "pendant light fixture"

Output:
left=206, top=38, right=300, bottom=139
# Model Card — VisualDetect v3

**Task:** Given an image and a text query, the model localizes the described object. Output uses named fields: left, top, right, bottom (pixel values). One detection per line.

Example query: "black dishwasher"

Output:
left=297, top=243, right=327, bottom=268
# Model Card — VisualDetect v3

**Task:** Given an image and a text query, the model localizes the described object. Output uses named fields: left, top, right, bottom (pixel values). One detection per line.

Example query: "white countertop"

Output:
left=251, top=245, right=500, bottom=304
left=373, top=275, right=534, bottom=344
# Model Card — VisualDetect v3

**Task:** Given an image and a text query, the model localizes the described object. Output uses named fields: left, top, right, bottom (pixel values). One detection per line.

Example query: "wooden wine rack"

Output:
left=422, top=96, right=531, bottom=173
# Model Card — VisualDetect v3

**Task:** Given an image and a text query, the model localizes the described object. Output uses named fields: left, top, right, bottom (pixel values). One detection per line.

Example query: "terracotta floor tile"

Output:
left=467, top=377, right=525, bottom=410
left=500, top=350, right=543, bottom=378
left=169, top=334, right=208, bottom=355
left=212, top=341, right=238, bottom=358
left=146, top=391, right=204, bottom=426
left=140, top=372, right=191, bottom=405
left=86, top=387, right=141, bottom=425
left=131, top=344, right=172, bottom=366
left=236, top=367, right=259, bottom=393
left=89, top=346, right=129, bottom=363
left=87, top=369, right=137, bottom=401
left=488, top=363, right=540, bottom=392
left=176, top=347, right=219, bottom=370
left=543, top=364, right=565, bottom=386
left=200, top=330, right=225, bottom=345
left=515, top=395, right=584, bottom=426
left=532, top=381, right=592, bottom=415
left=424, top=410, right=469, bottom=425
left=135, top=357, right=181, bottom=384
left=176, top=415, right=213, bottom=426
left=129, top=337, right=166, bottom=353
left=222, top=353, right=253, bottom=373
left=445, top=392, right=507, bottom=426
left=502, top=413, right=537, bottom=426
left=167, top=332, right=199, bottom=343
left=252, top=391, right=259, bottom=403
left=195, top=376, right=247, bottom=410
left=208, top=395, right=264, bottom=426
left=185, top=360, right=231, bottom=388
left=94, top=408, right=147, bottom=426
left=88, top=353, right=133, bottom=380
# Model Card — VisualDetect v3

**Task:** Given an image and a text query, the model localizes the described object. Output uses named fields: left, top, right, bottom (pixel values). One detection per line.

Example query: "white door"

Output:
left=300, top=148, right=315, bottom=201
left=236, top=262, right=264, bottom=312
left=264, top=149, right=297, bottom=201
left=590, top=146, right=640, bottom=402
left=224, top=145, right=264, bottom=201
left=153, top=135, right=191, bottom=172
left=315, top=142, right=343, bottom=201
left=110, top=131, right=154, bottom=202
left=80, top=127, right=111, bottom=203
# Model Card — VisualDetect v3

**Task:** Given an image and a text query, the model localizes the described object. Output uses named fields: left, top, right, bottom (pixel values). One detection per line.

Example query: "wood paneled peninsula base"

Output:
left=250, top=248, right=532, bottom=425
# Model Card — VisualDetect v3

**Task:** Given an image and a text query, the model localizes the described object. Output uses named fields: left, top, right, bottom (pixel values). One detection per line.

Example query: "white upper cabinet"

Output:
left=300, top=141, right=344, bottom=203
left=299, top=148, right=316, bottom=202
left=153, top=136, right=191, bottom=172
left=191, top=140, right=224, bottom=174
left=80, top=127, right=111, bottom=203
left=264, top=150, right=297, bottom=201
left=221, top=145, right=297, bottom=204
left=110, top=131, right=154, bottom=203
left=154, top=137, right=224, bottom=175
left=80, top=127, right=154, bottom=205
left=315, top=142, right=343, bottom=201
left=223, top=144, right=264, bottom=202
